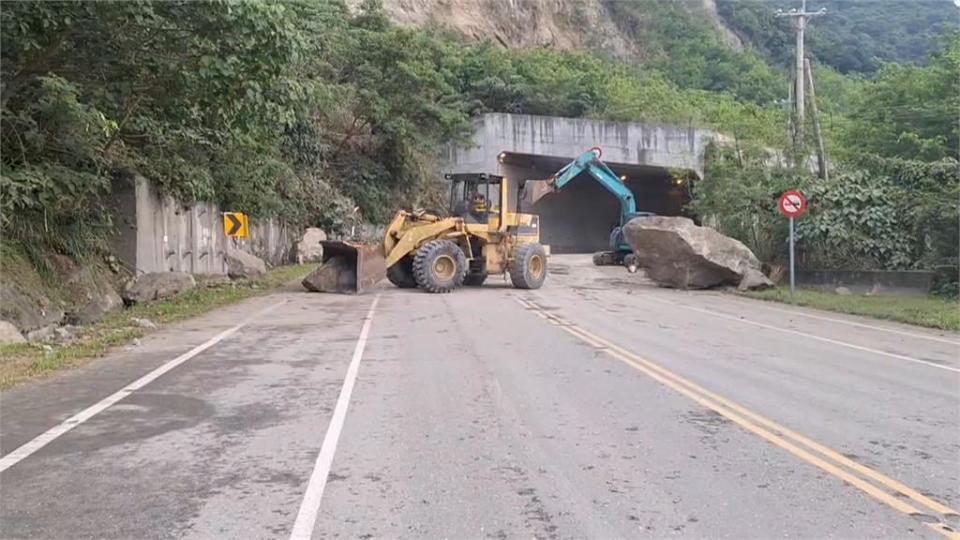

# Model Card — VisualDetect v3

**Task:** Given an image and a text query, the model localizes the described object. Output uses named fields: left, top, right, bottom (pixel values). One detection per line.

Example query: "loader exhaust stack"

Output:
left=301, top=241, right=386, bottom=294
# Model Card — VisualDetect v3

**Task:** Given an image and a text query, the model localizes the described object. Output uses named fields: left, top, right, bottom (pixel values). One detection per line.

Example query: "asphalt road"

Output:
left=2, top=255, right=958, bottom=539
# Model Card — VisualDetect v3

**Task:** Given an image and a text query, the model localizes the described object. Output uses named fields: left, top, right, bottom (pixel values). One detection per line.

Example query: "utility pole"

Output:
left=776, top=0, right=826, bottom=147
left=804, top=58, right=828, bottom=180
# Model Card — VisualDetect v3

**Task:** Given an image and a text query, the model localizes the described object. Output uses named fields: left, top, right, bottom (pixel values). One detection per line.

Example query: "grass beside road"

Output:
left=742, top=288, right=960, bottom=331
left=0, top=264, right=314, bottom=389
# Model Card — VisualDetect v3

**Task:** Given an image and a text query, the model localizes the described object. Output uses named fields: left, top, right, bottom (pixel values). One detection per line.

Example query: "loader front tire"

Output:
left=510, top=243, right=547, bottom=290
left=386, top=257, right=417, bottom=288
left=413, top=240, right=467, bottom=293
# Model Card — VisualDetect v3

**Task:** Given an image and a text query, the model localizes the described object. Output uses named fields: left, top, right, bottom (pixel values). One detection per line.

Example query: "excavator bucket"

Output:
left=301, top=241, right=386, bottom=294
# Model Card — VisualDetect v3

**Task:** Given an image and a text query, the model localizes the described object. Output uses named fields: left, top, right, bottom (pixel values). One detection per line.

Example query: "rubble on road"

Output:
left=623, top=216, right=774, bottom=290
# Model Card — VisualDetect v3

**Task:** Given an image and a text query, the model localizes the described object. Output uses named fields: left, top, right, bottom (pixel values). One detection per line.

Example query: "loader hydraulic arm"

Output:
left=549, top=149, right=637, bottom=224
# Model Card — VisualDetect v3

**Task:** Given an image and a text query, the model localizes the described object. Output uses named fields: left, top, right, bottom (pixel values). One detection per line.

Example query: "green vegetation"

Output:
left=0, top=264, right=313, bottom=389
left=717, top=0, right=957, bottom=74
left=604, top=0, right=788, bottom=105
left=743, top=288, right=960, bottom=331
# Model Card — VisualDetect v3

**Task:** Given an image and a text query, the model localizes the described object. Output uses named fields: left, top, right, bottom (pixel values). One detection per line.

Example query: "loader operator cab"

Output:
left=446, top=173, right=503, bottom=224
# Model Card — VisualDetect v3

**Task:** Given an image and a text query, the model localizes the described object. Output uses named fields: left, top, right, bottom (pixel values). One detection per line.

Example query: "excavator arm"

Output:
left=547, top=149, right=637, bottom=225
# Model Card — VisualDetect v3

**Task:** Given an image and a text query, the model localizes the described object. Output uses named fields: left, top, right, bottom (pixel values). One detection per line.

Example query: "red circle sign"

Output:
left=778, top=190, right=807, bottom=218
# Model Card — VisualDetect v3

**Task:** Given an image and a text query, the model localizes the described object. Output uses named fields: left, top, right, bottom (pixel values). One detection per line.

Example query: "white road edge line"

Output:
left=722, top=295, right=960, bottom=345
left=289, top=294, right=380, bottom=540
left=0, top=299, right=287, bottom=474
left=644, top=296, right=960, bottom=374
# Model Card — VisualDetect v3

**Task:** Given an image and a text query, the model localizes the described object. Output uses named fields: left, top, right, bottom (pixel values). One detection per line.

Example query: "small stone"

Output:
left=131, top=317, right=158, bottom=329
left=26, top=325, right=56, bottom=343
left=835, top=286, right=852, bottom=296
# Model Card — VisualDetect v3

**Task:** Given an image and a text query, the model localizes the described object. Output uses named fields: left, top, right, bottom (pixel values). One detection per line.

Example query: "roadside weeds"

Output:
left=0, top=264, right=314, bottom=389
left=741, top=288, right=960, bottom=331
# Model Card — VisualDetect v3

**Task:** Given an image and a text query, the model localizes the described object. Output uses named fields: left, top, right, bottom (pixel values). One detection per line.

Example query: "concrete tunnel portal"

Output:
left=497, top=151, right=694, bottom=254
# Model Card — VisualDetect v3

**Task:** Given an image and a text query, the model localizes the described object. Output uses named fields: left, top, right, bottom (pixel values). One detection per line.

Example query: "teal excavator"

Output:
left=526, top=147, right=654, bottom=267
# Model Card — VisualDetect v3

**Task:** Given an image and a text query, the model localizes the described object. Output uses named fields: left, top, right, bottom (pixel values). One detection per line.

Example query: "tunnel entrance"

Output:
left=499, top=152, right=694, bottom=253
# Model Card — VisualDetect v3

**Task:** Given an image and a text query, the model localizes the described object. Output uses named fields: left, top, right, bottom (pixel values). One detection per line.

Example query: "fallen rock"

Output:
left=0, top=282, right=64, bottom=332
left=297, top=228, right=327, bottom=264
left=0, top=321, right=26, bottom=344
left=25, top=325, right=56, bottom=343
left=738, top=268, right=775, bottom=291
left=623, top=216, right=766, bottom=290
left=835, top=286, right=852, bottom=296
left=123, top=272, right=196, bottom=304
left=226, top=249, right=266, bottom=279
left=131, top=317, right=158, bottom=329
left=70, top=287, right=124, bottom=325
left=53, top=325, right=81, bottom=344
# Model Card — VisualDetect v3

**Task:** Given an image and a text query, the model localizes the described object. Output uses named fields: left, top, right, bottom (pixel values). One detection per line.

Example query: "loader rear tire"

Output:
left=510, top=243, right=547, bottom=290
left=413, top=240, right=467, bottom=293
left=386, top=257, right=417, bottom=288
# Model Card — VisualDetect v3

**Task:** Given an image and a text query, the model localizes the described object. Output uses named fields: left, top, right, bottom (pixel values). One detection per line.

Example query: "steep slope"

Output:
left=347, top=0, right=748, bottom=60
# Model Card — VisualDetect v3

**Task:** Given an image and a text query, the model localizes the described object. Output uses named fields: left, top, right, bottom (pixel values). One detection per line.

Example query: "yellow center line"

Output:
left=514, top=296, right=960, bottom=539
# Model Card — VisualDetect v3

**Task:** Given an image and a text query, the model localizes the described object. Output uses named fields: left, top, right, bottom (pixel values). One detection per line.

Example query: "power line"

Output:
left=776, top=0, right=827, bottom=146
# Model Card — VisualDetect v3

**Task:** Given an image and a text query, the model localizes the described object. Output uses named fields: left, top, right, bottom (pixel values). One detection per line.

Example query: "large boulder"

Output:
left=623, top=216, right=773, bottom=290
left=0, top=282, right=63, bottom=332
left=71, top=288, right=124, bottom=324
left=226, top=249, right=267, bottom=279
left=297, top=228, right=327, bottom=264
left=122, top=272, right=196, bottom=304
left=0, top=321, right=26, bottom=344
left=64, top=266, right=124, bottom=324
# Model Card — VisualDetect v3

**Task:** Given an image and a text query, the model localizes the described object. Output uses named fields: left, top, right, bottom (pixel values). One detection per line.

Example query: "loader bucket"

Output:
left=301, top=241, right=386, bottom=294
left=522, top=178, right=557, bottom=206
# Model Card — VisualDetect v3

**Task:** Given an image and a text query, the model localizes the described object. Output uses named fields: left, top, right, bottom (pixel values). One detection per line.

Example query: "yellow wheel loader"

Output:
left=306, top=173, right=548, bottom=294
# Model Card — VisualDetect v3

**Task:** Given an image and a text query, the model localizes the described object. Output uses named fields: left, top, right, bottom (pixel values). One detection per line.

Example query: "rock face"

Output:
left=297, top=228, right=327, bottom=264
left=123, top=272, right=196, bottom=304
left=226, top=249, right=267, bottom=279
left=0, top=321, right=26, bottom=344
left=623, top=216, right=774, bottom=290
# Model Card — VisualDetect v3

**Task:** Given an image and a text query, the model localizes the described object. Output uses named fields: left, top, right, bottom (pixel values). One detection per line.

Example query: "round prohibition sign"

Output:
left=778, top=190, right=807, bottom=218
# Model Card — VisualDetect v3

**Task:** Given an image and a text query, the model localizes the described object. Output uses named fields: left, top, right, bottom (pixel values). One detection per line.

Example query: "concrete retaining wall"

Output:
left=797, top=270, right=935, bottom=296
left=110, top=174, right=295, bottom=275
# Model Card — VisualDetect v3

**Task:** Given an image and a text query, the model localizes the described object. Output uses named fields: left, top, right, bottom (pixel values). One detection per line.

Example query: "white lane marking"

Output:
left=643, top=296, right=960, bottom=374
left=719, top=295, right=960, bottom=346
left=0, top=300, right=287, bottom=474
left=290, top=295, right=380, bottom=540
